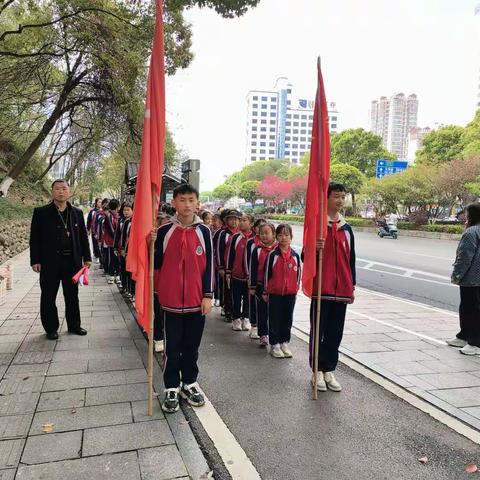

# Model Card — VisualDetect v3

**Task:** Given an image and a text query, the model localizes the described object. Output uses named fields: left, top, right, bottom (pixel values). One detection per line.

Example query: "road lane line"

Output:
left=362, top=267, right=456, bottom=288
left=291, top=327, right=480, bottom=446
left=394, top=250, right=453, bottom=261
left=192, top=396, right=262, bottom=480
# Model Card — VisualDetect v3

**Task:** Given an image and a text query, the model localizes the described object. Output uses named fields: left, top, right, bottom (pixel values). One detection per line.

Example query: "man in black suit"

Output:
left=30, top=179, right=92, bottom=340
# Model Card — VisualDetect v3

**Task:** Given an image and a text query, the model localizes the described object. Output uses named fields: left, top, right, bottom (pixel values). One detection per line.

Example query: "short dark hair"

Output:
left=276, top=223, right=293, bottom=238
left=254, top=218, right=267, bottom=229
left=466, top=203, right=480, bottom=227
left=102, top=198, right=109, bottom=206
left=201, top=210, right=212, bottom=221
left=328, top=182, right=346, bottom=197
left=173, top=184, right=199, bottom=199
left=51, top=179, right=68, bottom=189
left=259, top=222, right=276, bottom=236
left=243, top=213, right=254, bottom=223
left=109, top=199, right=120, bottom=210
left=93, top=197, right=101, bottom=207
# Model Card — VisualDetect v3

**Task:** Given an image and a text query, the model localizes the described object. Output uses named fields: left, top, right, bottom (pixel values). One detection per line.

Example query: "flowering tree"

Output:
left=257, top=176, right=292, bottom=206
left=288, top=176, right=308, bottom=209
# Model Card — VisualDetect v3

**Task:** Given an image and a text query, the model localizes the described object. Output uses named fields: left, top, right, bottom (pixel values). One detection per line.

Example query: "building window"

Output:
left=301, top=137, right=306, bottom=142
left=252, top=134, right=257, bottom=139
left=271, top=105, right=277, bottom=110
left=269, top=142, right=275, bottom=147
left=253, top=96, right=258, bottom=100
left=260, top=134, right=266, bottom=139
left=285, top=129, right=291, bottom=134
left=301, top=122, right=306, bottom=127
left=260, top=149, right=266, bottom=154
left=285, top=150, right=290, bottom=155
left=261, top=119, right=267, bottom=124
left=300, top=145, right=306, bottom=150
left=309, top=115, right=313, bottom=119
left=260, top=142, right=266, bottom=147
left=261, top=96, right=267, bottom=101
left=252, top=126, right=257, bottom=131
left=308, top=123, right=312, bottom=128
left=287, top=100, right=291, bottom=106
left=269, top=135, right=275, bottom=140
left=301, top=114, right=307, bottom=120
left=260, top=127, right=266, bottom=132
left=271, top=97, right=276, bottom=102
left=293, top=122, right=299, bottom=127
left=251, top=149, right=256, bottom=153
left=293, top=136, right=298, bottom=142
left=286, top=121, right=291, bottom=126
left=292, top=158, right=298, bottom=164
left=252, top=142, right=257, bottom=146
left=285, top=144, right=290, bottom=148
left=253, top=104, right=258, bottom=108
left=287, top=114, right=291, bottom=119
left=261, top=112, right=267, bottom=117
left=269, top=150, right=275, bottom=155
left=270, top=112, right=276, bottom=117
left=293, top=114, right=299, bottom=119
left=250, top=157, right=256, bottom=162
left=270, top=127, right=275, bottom=132
left=261, top=104, right=267, bottom=109
left=293, top=129, right=298, bottom=134
left=331, top=116, right=337, bottom=121
left=252, top=112, right=257, bottom=116
left=301, top=130, right=306, bottom=135
left=252, top=119, right=257, bottom=124
left=287, top=89, right=292, bottom=94
left=260, top=157, right=265, bottom=160
left=331, top=124, right=337, bottom=129
left=285, top=136, right=291, bottom=141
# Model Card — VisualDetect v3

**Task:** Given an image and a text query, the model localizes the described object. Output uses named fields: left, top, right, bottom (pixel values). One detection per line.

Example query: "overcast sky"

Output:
left=165, top=0, right=480, bottom=191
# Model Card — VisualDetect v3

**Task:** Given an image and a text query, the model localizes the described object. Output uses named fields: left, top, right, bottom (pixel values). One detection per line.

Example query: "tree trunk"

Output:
left=351, top=192, right=357, bottom=216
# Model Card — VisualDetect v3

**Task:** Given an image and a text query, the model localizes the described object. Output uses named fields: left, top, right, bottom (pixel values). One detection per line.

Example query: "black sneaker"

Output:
left=180, top=383, right=205, bottom=407
left=162, top=388, right=179, bottom=413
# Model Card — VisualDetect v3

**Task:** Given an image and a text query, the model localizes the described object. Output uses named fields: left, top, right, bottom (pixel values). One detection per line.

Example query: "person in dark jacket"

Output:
left=449, top=203, right=480, bottom=355
left=86, top=198, right=101, bottom=261
left=30, top=179, right=91, bottom=339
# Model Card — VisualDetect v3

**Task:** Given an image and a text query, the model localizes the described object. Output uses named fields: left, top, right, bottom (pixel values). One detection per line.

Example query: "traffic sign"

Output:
left=376, top=160, right=409, bottom=178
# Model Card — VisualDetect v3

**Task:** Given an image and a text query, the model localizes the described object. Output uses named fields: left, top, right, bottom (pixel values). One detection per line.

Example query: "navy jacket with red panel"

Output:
left=212, top=227, right=223, bottom=268
left=244, top=235, right=261, bottom=282
left=264, top=247, right=301, bottom=296
left=216, top=227, right=239, bottom=271
left=226, top=231, right=252, bottom=281
left=154, top=215, right=214, bottom=314
left=249, top=242, right=278, bottom=289
left=102, top=211, right=119, bottom=248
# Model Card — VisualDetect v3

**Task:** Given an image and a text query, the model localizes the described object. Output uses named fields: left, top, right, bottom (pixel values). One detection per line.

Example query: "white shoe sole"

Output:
left=179, top=390, right=205, bottom=407
left=326, top=383, right=342, bottom=392
left=446, top=339, right=467, bottom=348
left=311, top=381, right=327, bottom=392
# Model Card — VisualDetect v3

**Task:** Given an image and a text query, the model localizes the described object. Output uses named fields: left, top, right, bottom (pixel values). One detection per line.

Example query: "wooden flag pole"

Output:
left=147, top=190, right=156, bottom=416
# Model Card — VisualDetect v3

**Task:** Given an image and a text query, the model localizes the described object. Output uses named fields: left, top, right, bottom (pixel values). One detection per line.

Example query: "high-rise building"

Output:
left=245, top=78, right=339, bottom=164
left=370, top=93, right=418, bottom=158
left=407, top=126, right=431, bottom=163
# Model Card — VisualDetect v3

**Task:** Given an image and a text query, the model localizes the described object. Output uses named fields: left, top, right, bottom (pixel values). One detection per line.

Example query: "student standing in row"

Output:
left=87, top=198, right=101, bottom=262
left=103, top=199, right=120, bottom=284
left=212, top=212, right=225, bottom=309
left=117, top=203, right=134, bottom=299
left=263, top=224, right=301, bottom=359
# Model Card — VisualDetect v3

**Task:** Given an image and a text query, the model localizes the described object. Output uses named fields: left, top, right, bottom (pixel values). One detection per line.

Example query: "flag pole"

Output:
left=147, top=191, right=156, bottom=416
left=313, top=56, right=324, bottom=400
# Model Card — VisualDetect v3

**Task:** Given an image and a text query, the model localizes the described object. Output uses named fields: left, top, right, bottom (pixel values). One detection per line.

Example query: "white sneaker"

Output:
left=241, top=319, right=251, bottom=331
left=115, top=276, right=122, bottom=284
left=107, top=276, right=114, bottom=284
left=280, top=342, right=293, bottom=358
left=249, top=326, right=260, bottom=339
left=311, top=372, right=327, bottom=392
left=154, top=340, right=164, bottom=353
left=460, top=344, right=480, bottom=356
left=271, top=344, right=285, bottom=358
left=214, top=299, right=220, bottom=307
left=324, top=372, right=342, bottom=392
left=232, top=319, right=242, bottom=331
left=446, top=338, right=467, bottom=348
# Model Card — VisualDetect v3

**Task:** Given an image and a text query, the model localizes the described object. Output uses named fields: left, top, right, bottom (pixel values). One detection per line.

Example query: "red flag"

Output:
left=302, top=59, right=331, bottom=298
left=126, top=0, right=165, bottom=330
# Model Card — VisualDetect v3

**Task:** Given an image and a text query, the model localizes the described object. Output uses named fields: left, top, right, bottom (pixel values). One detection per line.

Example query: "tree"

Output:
left=223, top=159, right=286, bottom=190
left=361, top=174, right=405, bottom=216
left=257, top=176, right=291, bottom=206
left=415, top=125, right=465, bottom=166
left=330, top=128, right=395, bottom=177
left=239, top=180, right=260, bottom=204
left=329, top=163, right=365, bottom=214
left=287, top=176, right=307, bottom=210
left=463, top=110, right=480, bottom=157
left=212, top=183, right=236, bottom=201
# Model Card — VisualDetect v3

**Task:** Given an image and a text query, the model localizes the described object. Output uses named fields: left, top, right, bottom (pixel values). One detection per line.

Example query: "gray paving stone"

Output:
left=87, top=357, right=144, bottom=372
left=22, top=430, right=82, bottom=464
left=52, top=347, right=133, bottom=362
left=0, top=353, right=13, bottom=365
left=0, top=392, right=40, bottom=415
left=16, top=451, right=141, bottom=480
left=0, top=325, right=30, bottom=335
left=4, top=363, right=48, bottom=377
left=420, top=358, right=480, bottom=373
left=30, top=402, right=132, bottom=434
left=378, top=340, right=434, bottom=351
left=124, top=368, right=148, bottom=384
left=354, top=349, right=436, bottom=364
left=0, top=376, right=44, bottom=395
left=83, top=419, right=174, bottom=456
left=0, top=335, right=25, bottom=344
left=88, top=337, right=135, bottom=348
left=37, top=389, right=85, bottom=412
left=430, top=386, right=480, bottom=408
left=54, top=337, right=90, bottom=351
left=13, top=351, right=53, bottom=365
left=341, top=342, right=392, bottom=353
left=414, top=372, right=480, bottom=389
left=0, top=438, right=24, bottom=468
left=138, top=445, right=188, bottom=480
left=85, top=382, right=149, bottom=406
left=462, top=406, right=480, bottom=420
left=0, top=469, right=15, bottom=480
left=0, top=343, right=18, bottom=354
left=375, top=361, right=434, bottom=376
left=43, top=370, right=127, bottom=391
left=47, top=359, right=89, bottom=375
left=0, top=414, right=33, bottom=439
left=131, top=400, right=165, bottom=422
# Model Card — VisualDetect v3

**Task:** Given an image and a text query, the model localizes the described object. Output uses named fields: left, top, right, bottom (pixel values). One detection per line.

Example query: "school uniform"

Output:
left=226, top=231, right=251, bottom=320
left=86, top=207, right=100, bottom=259
left=119, top=218, right=135, bottom=296
left=212, top=227, right=223, bottom=304
left=308, top=215, right=356, bottom=372
left=153, top=215, right=213, bottom=389
left=95, top=210, right=107, bottom=270
left=264, top=247, right=301, bottom=345
left=244, top=235, right=261, bottom=327
left=216, top=227, right=239, bottom=319
left=249, top=242, right=278, bottom=338
left=103, top=211, right=119, bottom=277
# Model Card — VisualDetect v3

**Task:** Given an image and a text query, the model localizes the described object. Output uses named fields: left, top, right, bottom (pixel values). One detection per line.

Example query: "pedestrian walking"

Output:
left=449, top=203, right=480, bottom=355
left=29, top=179, right=91, bottom=339
left=150, top=184, right=214, bottom=413
left=263, top=224, right=301, bottom=359
left=249, top=223, right=278, bottom=347
left=308, top=183, right=356, bottom=393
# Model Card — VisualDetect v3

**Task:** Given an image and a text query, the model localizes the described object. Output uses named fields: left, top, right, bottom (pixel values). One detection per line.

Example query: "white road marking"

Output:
left=193, top=396, right=262, bottom=479
left=361, top=267, right=456, bottom=288
left=394, top=250, right=453, bottom=261
left=291, top=327, right=480, bottom=446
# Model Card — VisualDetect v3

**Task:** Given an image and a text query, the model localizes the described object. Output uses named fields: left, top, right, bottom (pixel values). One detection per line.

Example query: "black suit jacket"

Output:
left=30, top=202, right=92, bottom=271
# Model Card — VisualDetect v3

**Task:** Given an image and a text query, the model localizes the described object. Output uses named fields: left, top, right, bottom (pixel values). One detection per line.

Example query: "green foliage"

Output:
left=420, top=224, right=464, bottom=234
left=415, top=126, right=465, bottom=166
left=239, top=180, right=260, bottom=203
left=463, top=110, right=480, bottom=157
left=329, top=162, right=365, bottom=210
left=268, top=214, right=304, bottom=222
left=0, top=197, right=33, bottom=222
left=212, top=183, right=236, bottom=201
left=330, top=129, right=395, bottom=177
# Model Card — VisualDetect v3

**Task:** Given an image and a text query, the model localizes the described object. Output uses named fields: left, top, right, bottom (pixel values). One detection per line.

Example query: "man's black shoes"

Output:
left=68, top=327, right=88, bottom=336
left=46, top=332, right=59, bottom=340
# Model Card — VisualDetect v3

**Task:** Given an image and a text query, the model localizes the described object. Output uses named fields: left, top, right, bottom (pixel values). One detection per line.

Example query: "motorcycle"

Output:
left=376, top=221, right=398, bottom=239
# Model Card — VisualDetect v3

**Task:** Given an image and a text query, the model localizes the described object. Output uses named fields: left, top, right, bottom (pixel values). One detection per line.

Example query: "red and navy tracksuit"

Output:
left=245, top=235, right=261, bottom=327
left=308, top=215, right=356, bottom=372
left=95, top=210, right=107, bottom=269
left=249, top=241, right=278, bottom=337
left=102, top=211, right=119, bottom=277
left=154, top=216, right=214, bottom=389
left=226, top=231, right=252, bottom=320
left=117, top=217, right=135, bottom=296
left=212, top=227, right=223, bottom=304
left=86, top=207, right=100, bottom=259
left=264, top=247, right=301, bottom=346
left=216, top=227, right=239, bottom=319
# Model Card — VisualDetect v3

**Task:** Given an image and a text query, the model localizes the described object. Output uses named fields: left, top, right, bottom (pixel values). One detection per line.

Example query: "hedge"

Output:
left=419, top=224, right=464, bottom=234
left=268, top=214, right=372, bottom=227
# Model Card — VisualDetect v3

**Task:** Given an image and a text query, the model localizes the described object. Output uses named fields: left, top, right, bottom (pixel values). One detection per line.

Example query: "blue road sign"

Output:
left=376, top=160, right=409, bottom=178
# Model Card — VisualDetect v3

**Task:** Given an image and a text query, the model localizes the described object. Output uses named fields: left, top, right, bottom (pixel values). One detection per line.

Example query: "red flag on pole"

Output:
left=126, top=0, right=165, bottom=331
left=302, top=59, right=331, bottom=298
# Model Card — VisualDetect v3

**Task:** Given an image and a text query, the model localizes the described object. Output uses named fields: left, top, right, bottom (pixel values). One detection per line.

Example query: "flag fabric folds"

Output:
left=126, top=0, right=165, bottom=331
left=301, top=60, right=331, bottom=298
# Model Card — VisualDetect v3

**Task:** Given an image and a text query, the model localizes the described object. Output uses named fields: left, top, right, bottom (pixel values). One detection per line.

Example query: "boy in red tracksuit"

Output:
left=212, top=213, right=225, bottom=308
left=152, top=184, right=213, bottom=414
left=103, top=199, right=120, bottom=284
left=263, top=224, right=301, bottom=359
left=226, top=213, right=254, bottom=332
left=249, top=223, right=278, bottom=347
left=309, top=183, right=356, bottom=393
left=244, top=218, right=266, bottom=339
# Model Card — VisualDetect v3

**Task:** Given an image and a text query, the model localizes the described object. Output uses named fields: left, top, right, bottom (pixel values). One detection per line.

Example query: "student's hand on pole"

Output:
left=226, top=274, right=231, bottom=288
left=262, top=293, right=268, bottom=303
left=316, top=239, right=325, bottom=251
left=249, top=288, right=256, bottom=296
left=219, top=268, right=225, bottom=278
left=201, top=297, right=213, bottom=315
left=32, top=264, right=41, bottom=273
left=84, top=262, right=92, bottom=269
left=148, top=229, right=157, bottom=245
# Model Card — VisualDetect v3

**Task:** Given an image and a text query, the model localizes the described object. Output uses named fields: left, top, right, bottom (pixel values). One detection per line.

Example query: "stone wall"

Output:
left=0, top=219, right=30, bottom=265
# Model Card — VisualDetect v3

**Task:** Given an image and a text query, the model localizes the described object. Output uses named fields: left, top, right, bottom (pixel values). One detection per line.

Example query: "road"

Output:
left=290, top=224, right=460, bottom=311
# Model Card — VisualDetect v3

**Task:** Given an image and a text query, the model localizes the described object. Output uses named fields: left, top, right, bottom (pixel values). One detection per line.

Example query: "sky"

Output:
left=165, top=0, right=480, bottom=191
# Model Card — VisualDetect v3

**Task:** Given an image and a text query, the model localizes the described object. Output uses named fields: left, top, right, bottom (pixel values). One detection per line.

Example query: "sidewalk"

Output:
left=294, top=289, right=480, bottom=432
left=0, top=252, right=210, bottom=480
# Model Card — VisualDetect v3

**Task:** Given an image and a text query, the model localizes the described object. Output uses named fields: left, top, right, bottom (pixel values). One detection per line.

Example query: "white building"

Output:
left=407, top=126, right=431, bottom=163
left=245, top=77, right=339, bottom=164
left=370, top=93, right=419, bottom=159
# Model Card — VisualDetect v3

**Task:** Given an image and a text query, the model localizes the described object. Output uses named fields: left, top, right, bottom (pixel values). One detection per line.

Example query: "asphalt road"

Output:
left=197, top=314, right=479, bottom=480
left=289, top=224, right=460, bottom=312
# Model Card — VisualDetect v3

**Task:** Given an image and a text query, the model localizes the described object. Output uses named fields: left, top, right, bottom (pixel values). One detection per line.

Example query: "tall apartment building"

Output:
left=245, top=77, right=339, bottom=164
left=370, top=93, right=418, bottom=159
